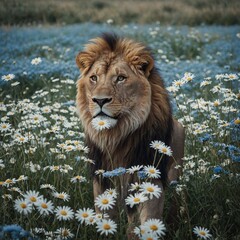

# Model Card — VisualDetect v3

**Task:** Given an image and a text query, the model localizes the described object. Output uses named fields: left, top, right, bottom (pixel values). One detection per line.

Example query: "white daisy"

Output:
left=31, top=57, right=42, bottom=65
left=4, top=178, right=17, bottom=187
left=183, top=72, right=195, bottom=82
left=126, top=165, right=143, bottom=174
left=96, top=219, right=117, bottom=236
left=55, top=228, right=74, bottom=240
left=173, top=79, right=186, bottom=87
left=23, top=190, right=43, bottom=206
left=158, top=145, right=172, bottom=156
left=40, top=184, right=56, bottom=191
left=150, top=140, right=166, bottom=151
left=167, top=85, right=179, bottom=93
left=212, top=99, right=221, bottom=107
left=143, top=218, right=166, bottom=237
left=193, top=226, right=212, bottom=239
left=128, top=182, right=140, bottom=192
left=141, top=231, right=159, bottom=240
left=95, top=169, right=105, bottom=175
left=55, top=206, right=74, bottom=221
left=70, top=175, right=87, bottom=183
left=144, top=165, right=161, bottom=179
left=94, top=193, right=116, bottom=211
left=15, top=135, right=28, bottom=144
left=125, top=192, right=148, bottom=208
left=91, top=116, right=117, bottom=131
left=139, top=182, right=162, bottom=199
left=95, top=213, right=110, bottom=222
left=0, top=122, right=11, bottom=132
left=53, top=191, right=70, bottom=201
left=104, top=188, right=118, bottom=199
left=75, top=208, right=95, bottom=224
left=36, top=198, right=54, bottom=216
left=1, top=74, right=15, bottom=81
left=14, top=198, right=32, bottom=215
left=18, top=175, right=30, bottom=181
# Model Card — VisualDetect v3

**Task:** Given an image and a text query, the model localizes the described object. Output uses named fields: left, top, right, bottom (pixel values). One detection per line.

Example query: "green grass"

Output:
left=1, top=0, right=240, bottom=26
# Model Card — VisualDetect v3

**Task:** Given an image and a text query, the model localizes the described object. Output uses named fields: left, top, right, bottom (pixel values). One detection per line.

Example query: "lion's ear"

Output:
left=76, top=51, right=93, bottom=73
left=133, top=54, right=154, bottom=77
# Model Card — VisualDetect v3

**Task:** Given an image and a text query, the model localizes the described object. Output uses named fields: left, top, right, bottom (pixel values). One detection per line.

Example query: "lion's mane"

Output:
left=76, top=33, right=173, bottom=182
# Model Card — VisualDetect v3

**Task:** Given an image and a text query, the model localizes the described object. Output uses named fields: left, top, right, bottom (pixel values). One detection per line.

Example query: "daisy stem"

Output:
left=75, top=224, right=81, bottom=239
left=153, top=149, right=158, bottom=166
left=155, top=154, right=164, bottom=169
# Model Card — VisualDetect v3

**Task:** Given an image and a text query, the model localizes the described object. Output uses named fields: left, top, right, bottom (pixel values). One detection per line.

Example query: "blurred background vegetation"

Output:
left=0, top=0, right=240, bottom=26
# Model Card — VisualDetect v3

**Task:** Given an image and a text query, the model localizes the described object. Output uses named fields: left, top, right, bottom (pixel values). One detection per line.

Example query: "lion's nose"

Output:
left=92, top=97, right=112, bottom=107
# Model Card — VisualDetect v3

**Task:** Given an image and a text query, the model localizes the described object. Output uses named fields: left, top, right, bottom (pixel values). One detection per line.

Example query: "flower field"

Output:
left=0, top=23, right=240, bottom=239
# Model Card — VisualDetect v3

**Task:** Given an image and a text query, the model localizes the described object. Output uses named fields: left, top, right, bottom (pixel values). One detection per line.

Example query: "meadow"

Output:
left=1, top=0, right=240, bottom=26
left=0, top=22, right=240, bottom=239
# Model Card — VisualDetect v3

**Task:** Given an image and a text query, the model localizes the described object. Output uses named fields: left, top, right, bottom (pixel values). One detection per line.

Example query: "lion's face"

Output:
left=81, top=57, right=151, bottom=130
left=76, top=34, right=158, bottom=150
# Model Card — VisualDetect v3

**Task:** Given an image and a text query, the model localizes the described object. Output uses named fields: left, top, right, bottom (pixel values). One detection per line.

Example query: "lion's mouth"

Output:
left=93, top=111, right=118, bottom=120
left=91, top=112, right=118, bottom=131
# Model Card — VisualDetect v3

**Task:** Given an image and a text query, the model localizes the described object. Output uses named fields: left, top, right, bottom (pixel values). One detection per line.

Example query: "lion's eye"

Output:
left=90, top=75, right=97, bottom=82
left=116, top=75, right=126, bottom=82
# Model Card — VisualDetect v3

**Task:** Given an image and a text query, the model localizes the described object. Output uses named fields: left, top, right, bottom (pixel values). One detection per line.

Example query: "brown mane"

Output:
left=76, top=33, right=173, bottom=183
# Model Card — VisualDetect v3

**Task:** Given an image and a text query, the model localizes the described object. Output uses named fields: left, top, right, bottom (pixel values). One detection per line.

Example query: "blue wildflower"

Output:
left=0, top=225, right=35, bottom=240
left=137, top=170, right=147, bottom=180
left=102, top=167, right=126, bottom=178
left=213, top=166, right=229, bottom=174
left=213, top=166, right=223, bottom=174
left=199, top=133, right=212, bottom=143
left=228, top=145, right=240, bottom=163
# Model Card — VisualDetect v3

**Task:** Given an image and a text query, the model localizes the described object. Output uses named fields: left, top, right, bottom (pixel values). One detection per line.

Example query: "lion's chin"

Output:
left=91, top=115, right=117, bottom=131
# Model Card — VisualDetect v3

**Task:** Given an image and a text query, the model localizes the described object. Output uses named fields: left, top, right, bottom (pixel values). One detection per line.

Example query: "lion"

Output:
left=76, top=33, right=185, bottom=238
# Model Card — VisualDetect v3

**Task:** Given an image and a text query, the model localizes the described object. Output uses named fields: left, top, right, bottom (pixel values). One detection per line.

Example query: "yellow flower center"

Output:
left=133, top=197, right=140, bottom=203
left=98, top=121, right=105, bottom=126
left=62, top=229, right=69, bottom=237
left=60, top=210, right=67, bottom=216
left=101, top=199, right=109, bottom=205
left=149, top=169, right=156, bottom=174
left=199, top=231, right=206, bottom=236
left=41, top=203, right=48, bottom=209
left=161, top=147, right=167, bottom=153
left=2, top=124, right=7, bottom=128
left=20, top=203, right=27, bottom=209
left=234, top=119, right=240, bottom=124
left=30, top=196, right=37, bottom=202
left=150, top=224, right=158, bottom=231
left=103, top=223, right=111, bottom=230
left=213, top=102, right=219, bottom=107
left=58, top=194, right=65, bottom=199
left=82, top=213, right=89, bottom=218
left=5, top=179, right=12, bottom=183
left=146, top=187, right=154, bottom=192
left=19, top=137, right=25, bottom=142
left=147, top=238, right=153, bottom=240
